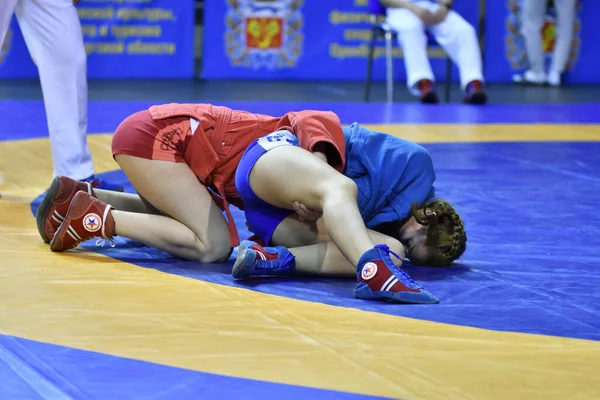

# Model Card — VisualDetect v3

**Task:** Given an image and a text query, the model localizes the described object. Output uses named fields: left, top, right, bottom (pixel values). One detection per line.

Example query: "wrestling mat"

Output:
left=1, top=100, right=599, bottom=400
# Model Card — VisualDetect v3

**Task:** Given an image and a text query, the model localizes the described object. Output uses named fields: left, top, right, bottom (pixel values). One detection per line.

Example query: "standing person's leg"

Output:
left=15, top=0, right=121, bottom=189
left=16, top=0, right=92, bottom=180
left=519, top=0, right=548, bottom=83
left=548, top=0, right=577, bottom=86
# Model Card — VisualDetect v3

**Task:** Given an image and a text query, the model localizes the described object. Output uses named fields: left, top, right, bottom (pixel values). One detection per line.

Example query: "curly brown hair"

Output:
left=409, top=199, right=467, bottom=266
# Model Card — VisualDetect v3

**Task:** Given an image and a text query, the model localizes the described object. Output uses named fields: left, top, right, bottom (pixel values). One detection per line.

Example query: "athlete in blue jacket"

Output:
left=232, top=124, right=466, bottom=304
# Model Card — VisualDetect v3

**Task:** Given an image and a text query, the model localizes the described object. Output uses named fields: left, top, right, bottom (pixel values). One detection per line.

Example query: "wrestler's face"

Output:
left=403, top=222, right=432, bottom=265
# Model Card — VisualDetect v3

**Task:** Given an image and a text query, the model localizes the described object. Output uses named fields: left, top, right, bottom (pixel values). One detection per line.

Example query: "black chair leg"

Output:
left=364, top=28, right=378, bottom=102
left=444, top=56, right=451, bottom=103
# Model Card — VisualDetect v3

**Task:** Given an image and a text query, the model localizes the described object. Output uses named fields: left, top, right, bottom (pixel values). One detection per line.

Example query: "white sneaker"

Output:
left=513, top=70, right=547, bottom=84
left=524, top=70, right=547, bottom=84
left=547, top=71, right=561, bottom=86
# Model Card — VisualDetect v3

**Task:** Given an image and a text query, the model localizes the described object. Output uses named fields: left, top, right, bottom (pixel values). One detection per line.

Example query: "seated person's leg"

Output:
left=386, top=6, right=436, bottom=101
left=428, top=7, right=487, bottom=103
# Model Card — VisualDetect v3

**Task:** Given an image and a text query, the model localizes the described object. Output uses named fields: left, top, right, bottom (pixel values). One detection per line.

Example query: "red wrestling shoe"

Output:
left=36, top=176, right=94, bottom=243
left=464, top=80, right=488, bottom=105
left=418, top=79, right=439, bottom=104
left=354, top=244, right=439, bottom=304
left=49, top=192, right=115, bottom=252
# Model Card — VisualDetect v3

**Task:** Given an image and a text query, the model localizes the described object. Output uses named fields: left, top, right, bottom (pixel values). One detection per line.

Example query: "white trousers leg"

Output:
left=0, top=0, right=19, bottom=47
left=386, top=7, right=433, bottom=95
left=387, top=2, right=483, bottom=94
left=428, top=6, right=484, bottom=89
left=15, top=0, right=93, bottom=180
left=520, top=0, right=547, bottom=75
left=550, top=0, right=576, bottom=74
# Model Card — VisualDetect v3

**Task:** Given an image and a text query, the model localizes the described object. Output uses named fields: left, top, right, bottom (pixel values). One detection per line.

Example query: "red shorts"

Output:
left=111, top=110, right=190, bottom=162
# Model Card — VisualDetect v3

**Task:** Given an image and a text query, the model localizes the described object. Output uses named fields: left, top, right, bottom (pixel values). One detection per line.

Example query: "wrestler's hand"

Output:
left=73, top=0, right=82, bottom=4
left=293, top=201, right=322, bottom=222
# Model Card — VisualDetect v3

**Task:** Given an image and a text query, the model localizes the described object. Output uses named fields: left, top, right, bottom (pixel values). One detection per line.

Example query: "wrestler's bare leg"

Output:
left=94, top=189, right=162, bottom=215
left=235, top=146, right=436, bottom=303
left=249, top=145, right=386, bottom=266
left=271, top=215, right=404, bottom=277
left=112, top=155, right=231, bottom=262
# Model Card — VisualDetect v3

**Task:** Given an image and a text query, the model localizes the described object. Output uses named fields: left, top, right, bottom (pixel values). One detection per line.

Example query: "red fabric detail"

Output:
left=111, top=110, right=189, bottom=163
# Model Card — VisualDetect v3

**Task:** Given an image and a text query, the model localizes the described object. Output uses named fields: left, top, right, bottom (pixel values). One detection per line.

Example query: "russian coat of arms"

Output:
left=225, top=0, right=304, bottom=69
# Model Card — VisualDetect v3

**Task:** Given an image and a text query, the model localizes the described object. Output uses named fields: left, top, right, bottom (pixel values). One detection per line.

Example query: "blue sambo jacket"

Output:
left=342, top=123, right=436, bottom=228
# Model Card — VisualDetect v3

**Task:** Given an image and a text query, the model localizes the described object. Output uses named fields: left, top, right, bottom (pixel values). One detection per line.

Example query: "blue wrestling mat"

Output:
left=3, top=98, right=599, bottom=399
left=30, top=141, right=600, bottom=342
left=4, top=100, right=600, bottom=140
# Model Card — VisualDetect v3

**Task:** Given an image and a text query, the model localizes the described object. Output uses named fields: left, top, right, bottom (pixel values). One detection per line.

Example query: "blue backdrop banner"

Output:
left=202, top=0, right=480, bottom=81
left=0, top=0, right=195, bottom=79
left=484, top=0, right=600, bottom=84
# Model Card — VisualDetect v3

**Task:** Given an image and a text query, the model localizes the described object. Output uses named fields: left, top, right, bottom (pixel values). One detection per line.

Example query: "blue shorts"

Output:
left=235, top=130, right=299, bottom=245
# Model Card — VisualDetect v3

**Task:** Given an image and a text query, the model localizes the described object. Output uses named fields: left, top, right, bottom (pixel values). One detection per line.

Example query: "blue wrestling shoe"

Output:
left=232, top=240, right=296, bottom=280
left=81, top=175, right=124, bottom=192
left=354, top=244, right=439, bottom=304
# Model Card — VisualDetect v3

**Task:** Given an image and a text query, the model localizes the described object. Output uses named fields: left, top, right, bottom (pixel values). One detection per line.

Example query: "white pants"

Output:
left=520, top=0, right=576, bottom=75
left=0, top=0, right=93, bottom=180
left=386, top=1, right=483, bottom=95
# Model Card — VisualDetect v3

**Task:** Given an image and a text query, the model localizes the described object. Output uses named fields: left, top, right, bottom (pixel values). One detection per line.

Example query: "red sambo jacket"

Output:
left=148, top=103, right=347, bottom=247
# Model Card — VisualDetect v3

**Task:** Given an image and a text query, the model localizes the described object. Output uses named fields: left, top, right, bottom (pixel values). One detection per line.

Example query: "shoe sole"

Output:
left=36, top=177, right=61, bottom=244
left=354, top=282, right=440, bottom=304
left=420, top=92, right=439, bottom=104
left=232, top=241, right=256, bottom=280
left=466, top=92, right=488, bottom=105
